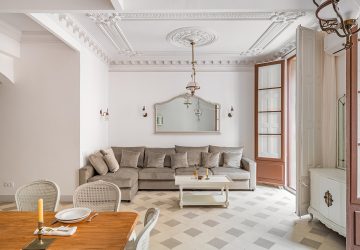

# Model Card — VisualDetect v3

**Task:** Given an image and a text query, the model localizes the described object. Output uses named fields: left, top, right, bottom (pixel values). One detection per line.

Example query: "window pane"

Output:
left=258, top=64, right=281, bottom=89
left=258, top=112, right=281, bottom=134
left=258, top=89, right=281, bottom=111
left=258, top=135, right=281, bottom=159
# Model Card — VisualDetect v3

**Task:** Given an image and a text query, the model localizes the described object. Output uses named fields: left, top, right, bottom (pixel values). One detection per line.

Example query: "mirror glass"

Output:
left=155, top=94, right=220, bottom=133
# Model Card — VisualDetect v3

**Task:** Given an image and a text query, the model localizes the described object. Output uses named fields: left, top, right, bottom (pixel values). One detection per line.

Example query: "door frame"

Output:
left=286, top=54, right=297, bottom=191
left=346, top=30, right=360, bottom=248
left=255, top=60, right=285, bottom=185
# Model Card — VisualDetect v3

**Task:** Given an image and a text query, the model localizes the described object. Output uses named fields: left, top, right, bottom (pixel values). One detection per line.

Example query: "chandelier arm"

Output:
left=331, top=0, right=349, bottom=36
left=313, top=0, right=320, bottom=7
left=321, top=25, right=347, bottom=37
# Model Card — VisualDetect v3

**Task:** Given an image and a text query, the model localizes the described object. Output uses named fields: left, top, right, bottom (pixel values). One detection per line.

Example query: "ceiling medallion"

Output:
left=166, top=27, right=217, bottom=48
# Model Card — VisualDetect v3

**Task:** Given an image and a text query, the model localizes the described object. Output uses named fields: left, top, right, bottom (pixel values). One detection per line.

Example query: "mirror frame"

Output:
left=154, top=93, right=221, bottom=134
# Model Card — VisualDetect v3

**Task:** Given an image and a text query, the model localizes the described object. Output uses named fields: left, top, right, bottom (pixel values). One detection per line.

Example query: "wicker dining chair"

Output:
left=73, top=180, right=121, bottom=212
left=125, top=208, right=160, bottom=250
left=15, top=180, right=60, bottom=212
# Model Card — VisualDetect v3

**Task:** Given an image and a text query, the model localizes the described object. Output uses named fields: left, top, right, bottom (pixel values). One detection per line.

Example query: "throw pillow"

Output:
left=171, top=152, right=189, bottom=169
left=146, top=152, right=166, bottom=168
left=88, top=152, right=109, bottom=175
left=223, top=152, right=243, bottom=168
left=201, top=152, right=220, bottom=168
left=120, top=150, right=141, bottom=168
left=103, top=153, right=120, bottom=172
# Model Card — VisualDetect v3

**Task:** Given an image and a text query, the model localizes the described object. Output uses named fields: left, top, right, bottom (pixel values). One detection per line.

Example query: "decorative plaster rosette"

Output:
left=166, top=27, right=217, bottom=47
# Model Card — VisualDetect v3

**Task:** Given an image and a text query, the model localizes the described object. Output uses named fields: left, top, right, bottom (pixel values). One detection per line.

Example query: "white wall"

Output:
left=80, top=49, right=109, bottom=166
left=0, top=42, right=80, bottom=196
left=109, top=70, right=255, bottom=158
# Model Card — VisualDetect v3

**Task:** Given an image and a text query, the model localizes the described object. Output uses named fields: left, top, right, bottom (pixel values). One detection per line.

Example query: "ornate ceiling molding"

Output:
left=87, top=13, right=138, bottom=56
left=109, top=59, right=254, bottom=72
left=100, top=11, right=289, bottom=21
left=240, top=11, right=305, bottom=56
left=55, top=14, right=111, bottom=64
left=166, top=27, right=217, bottom=48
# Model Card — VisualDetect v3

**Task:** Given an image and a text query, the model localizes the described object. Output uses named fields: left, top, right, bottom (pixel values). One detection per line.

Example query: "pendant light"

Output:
left=186, top=41, right=200, bottom=96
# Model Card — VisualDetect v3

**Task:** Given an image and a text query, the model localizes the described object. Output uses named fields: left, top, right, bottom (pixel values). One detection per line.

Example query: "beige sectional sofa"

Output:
left=79, top=145, right=256, bottom=201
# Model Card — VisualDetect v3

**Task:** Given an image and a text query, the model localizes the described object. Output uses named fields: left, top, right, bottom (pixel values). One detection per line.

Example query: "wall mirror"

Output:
left=155, top=94, right=220, bottom=133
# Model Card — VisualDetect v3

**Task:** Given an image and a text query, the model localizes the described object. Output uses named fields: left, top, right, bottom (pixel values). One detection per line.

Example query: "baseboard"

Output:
left=0, top=195, right=73, bottom=203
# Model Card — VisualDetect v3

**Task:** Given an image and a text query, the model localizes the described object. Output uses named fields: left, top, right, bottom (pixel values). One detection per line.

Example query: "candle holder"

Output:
left=205, top=168, right=210, bottom=180
left=23, top=222, right=55, bottom=250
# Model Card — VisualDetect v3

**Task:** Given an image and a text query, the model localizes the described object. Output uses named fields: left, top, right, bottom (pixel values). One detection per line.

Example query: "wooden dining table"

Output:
left=0, top=211, right=139, bottom=250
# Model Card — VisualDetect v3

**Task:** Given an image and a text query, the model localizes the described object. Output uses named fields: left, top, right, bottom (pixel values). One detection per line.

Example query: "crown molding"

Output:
left=109, top=59, right=254, bottom=72
left=102, top=11, right=308, bottom=21
left=54, top=14, right=111, bottom=64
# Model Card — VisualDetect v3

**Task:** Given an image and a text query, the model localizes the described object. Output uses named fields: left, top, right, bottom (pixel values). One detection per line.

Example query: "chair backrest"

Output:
left=73, top=180, right=121, bottom=212
left=15, top=180, right=60, bottom=212
left=134, top=208, right=160, bottom=250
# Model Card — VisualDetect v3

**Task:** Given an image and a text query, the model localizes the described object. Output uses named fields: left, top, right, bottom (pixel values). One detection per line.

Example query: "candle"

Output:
left=206, top=168, right=209, bottom=176
left=38, top=198, right=43, bottom=223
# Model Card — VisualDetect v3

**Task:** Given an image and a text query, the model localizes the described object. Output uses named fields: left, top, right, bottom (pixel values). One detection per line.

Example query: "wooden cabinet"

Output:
left=255, top=60, right=285, bottom=185
left=309, top=168, right=346, bottom=236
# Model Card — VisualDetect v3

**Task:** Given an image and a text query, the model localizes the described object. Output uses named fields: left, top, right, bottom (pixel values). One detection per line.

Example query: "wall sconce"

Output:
left=100, top=108, right=109, bottom=120
left=228, top=106, right=234, bottom=118
left=142, top=106, right=148, bottom=117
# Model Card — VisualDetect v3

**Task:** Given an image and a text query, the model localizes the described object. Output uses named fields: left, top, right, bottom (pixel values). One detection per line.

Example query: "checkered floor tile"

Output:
left=0, top=185, right=345, bottom=250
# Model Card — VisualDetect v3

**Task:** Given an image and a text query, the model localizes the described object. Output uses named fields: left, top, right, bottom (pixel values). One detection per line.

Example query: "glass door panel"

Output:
left=258, top=135, right=282, bottom=158
left=258, top=89, right=281, bottom=111
left=258, top=112, right=281, bottom=134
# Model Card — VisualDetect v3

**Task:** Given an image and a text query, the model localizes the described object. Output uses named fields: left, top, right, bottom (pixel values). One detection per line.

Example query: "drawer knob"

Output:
left=323, top=190, right=333, bottom=207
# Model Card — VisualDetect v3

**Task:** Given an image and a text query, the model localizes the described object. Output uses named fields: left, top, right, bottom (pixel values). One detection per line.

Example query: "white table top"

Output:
left=175, top=175, right=232, bottom=185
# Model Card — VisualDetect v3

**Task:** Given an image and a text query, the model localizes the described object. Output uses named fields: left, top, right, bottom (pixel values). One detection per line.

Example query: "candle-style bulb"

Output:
left=38, top=198, right=44, bottom=223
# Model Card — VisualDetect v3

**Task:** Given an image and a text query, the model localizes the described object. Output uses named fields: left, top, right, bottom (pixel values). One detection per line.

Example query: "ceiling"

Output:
left=70, top=0, right=317, bottom=66
left=0, top=0, right=318, bottom=67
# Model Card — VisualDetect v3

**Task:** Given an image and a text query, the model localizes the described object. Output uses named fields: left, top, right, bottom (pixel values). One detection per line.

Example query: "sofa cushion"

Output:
left=171, top=152, right=189, bottom=169
left=144, top=148, right=175, bottom=167
left=103, top=153, right=120, bottom=172
left=139, top=168, right=175, bottom=180
left=211, top=167, right=250, bottom=180
left=88, top=167, right=138, bottom=188
left=112, top=147, right=145, bottom=167
left=201, top=152, right=220, bottom=168
left=175, top=167, right=211, bottom=176
left=175, top=145, right=209, bottom=166
left=120, top=150, right=140, bottom=168
left=146, top=152, right=166, bottom=168
left=209, top=145, right=244, bottom=166
left=223, top=152, right=243, bottom=168
left=88, top=152, right=108, bottom=176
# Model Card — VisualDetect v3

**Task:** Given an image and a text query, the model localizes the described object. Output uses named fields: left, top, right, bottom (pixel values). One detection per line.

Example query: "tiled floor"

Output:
left=0, top=185, right=346, bottom=250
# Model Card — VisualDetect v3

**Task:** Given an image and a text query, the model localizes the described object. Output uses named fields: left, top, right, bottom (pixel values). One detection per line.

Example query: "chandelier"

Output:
left=313, top=0, right=360, bottom=50
left=186, top=41, right=200, bottom=96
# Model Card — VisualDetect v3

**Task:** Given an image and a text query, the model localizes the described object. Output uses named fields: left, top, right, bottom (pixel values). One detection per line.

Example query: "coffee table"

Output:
left=175, top=175, right=232, bottom=208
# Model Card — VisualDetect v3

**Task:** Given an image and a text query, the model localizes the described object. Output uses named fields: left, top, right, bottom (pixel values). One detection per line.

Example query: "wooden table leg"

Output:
left=225, top=185, right=229, bottom=208
left=179, top=186, right=183, bottom=208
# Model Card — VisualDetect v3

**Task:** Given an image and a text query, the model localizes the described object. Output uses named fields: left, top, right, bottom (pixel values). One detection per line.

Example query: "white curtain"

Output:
left=321, top=54, right=337, bottom=168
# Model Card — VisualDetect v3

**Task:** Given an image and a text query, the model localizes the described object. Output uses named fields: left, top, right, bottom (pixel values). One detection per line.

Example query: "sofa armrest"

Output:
left=241, top=157, right=257, bottom=190
left=79, top=165, right=95, bottom=185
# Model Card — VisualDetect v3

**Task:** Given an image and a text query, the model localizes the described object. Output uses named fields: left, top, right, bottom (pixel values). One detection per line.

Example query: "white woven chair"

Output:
left=15, top=180, right=60, bottom=212
left=125, top=208, right=160, bottom=250
left=73, top=180, right=121, bottom=212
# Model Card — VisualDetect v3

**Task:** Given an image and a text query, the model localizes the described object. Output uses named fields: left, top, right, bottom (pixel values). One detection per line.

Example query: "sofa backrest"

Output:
left=144, top=147, right=176, bottom=167
left=175, top=145, right=209, bottom=166
left=112, top=147, right=145, bottom=167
